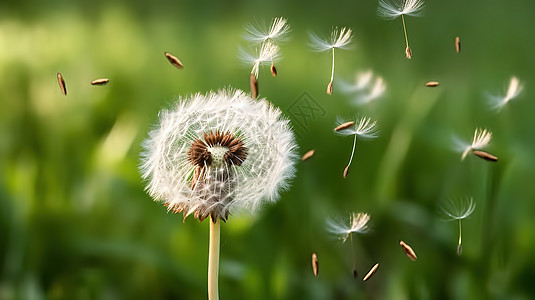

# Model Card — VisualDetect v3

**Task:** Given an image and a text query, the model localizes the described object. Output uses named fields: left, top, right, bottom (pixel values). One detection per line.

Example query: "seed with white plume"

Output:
left=140, top=89, right=297, bottom=222
left=378, top=0, right=424, bottom=59
left=456, top=128, right=492, bottom=161
left=335, top=116, right=379, bottom=178
left=341, top=71, right=386, bottom=105
left=441, top=197, right=476, bottom=255
left=244, top=17, right=291, bottom=44
left=326, top=212, right=370, bottom=242
left=239, top=41, right=281, bottom=79
left=488, top=76, right=523, bottom=110
left=309, top=27, right=353, bottom=95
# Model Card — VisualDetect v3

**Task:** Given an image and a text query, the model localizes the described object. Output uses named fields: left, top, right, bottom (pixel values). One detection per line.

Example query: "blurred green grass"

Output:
left=1, top=0, right=535, bottom=299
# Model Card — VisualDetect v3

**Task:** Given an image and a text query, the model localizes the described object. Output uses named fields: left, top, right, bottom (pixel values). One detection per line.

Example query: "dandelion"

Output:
left=378, top=0, right=425, bottom=59
left=441, top=197, right=476, bottom=255
left=455, top=128, right=492, bottom=161
left=140, top=89, right=297, bottom=300
left=327, top=212, right=370, bottom=277
left=309, top=27, right=353, bottom=94
left=488, top=76, right=523, bottom=110
left=239, top=41, right=280, bottom=98
left=334, top=116, right=378, bottom=178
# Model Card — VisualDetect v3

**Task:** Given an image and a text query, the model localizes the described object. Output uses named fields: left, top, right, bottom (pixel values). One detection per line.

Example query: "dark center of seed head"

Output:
left=187, top=131, right=248, bottom=168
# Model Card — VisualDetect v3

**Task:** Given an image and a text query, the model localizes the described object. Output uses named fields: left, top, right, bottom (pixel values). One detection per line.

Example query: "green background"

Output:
left=1, top=0, right=535, bottom=299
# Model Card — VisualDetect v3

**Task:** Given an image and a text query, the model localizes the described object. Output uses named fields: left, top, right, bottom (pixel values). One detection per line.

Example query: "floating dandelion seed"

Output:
left=164, top=52, right=184, bottom=69
left=327, top=212, right=370, bottom=277
left=57, top=72, right=67, bottom=95
left=441, top=197, right=476, bottom=255
left=378, top=0, right=425, bottom=59
left=312, top=253, right=319, bottom=277
left=302, top=149, right=315, bottom=161
left=334, top=117, right=378, bottom=178
left=455, top=36, right=461, bottom=53
left=425, top=81, right=439, bottom=87
left=140, top=89, right=297, bottom=300
left=399, top=240, right=417, bottom=261
left=488, top=76, right=523, bottom=110
left=455, top=128, right=492, bottom=161
left=309, top=27, right=353, bottom=94
left=244, top=17, right=291, bottom=44
left=239, top=41, right=280, bottom=98
left=91, top=78, right=109, bottom=85
left=341, top=71, right=386, bottom=105
left=363, top=263, right=379, bottom=282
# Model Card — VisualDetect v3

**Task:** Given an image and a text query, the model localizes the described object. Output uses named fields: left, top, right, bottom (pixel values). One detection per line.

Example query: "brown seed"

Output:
left=400, top=240, right=417, bottom=261
left=302, top=150, right=315, bottom=161
left=327, top=81, right=333, bottom=95
left=455, top=36, right=461, bottom=53
left=343, top=165, right=350, bottom=178
left=472, top=150, right=498, bottom=162
left=425, top=81, right=439, bottom=87
left=405, top=46, right=412, bottom=59
left=164, top=52, right=184, bottom=69
left=91, top=78, right=109, bottom=85
left=250, top=74, right=258, bottom=99
left=270, top=63, right=277, bottom=77
left=57, top=72, right=67, bottom=95
left=334, top=121, right=355, bottom=132
left=362, top=263, right=379, bottom=282
left=312, top=253, right=319, bottom=277
left=352, top=268, right=358, bottom=279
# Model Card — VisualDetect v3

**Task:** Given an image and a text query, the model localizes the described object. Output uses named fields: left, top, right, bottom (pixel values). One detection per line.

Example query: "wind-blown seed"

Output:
left=455, top=36, right=461, bottom=53
left=270, top=63, right=278, bottom=77
left=91, top=78, right=109, bottom=85
left=425, top=81, right=439, bottom=87
left=164, top=52, right=184, bottom=69
left=250, top=74, right=258, bottom=99
left=405, top=46, right=412, bottom=59
left=327, top=81, right=333, bottom=95
left=312, top=253, right=319, bottom=276
left=57, top=72, right=67, bottom=95
left=343, top=165, right=350, bottom=178
left=334, top=121, right=355, bottom=132
left=362, top=263, right=379, bottom=282
left=302, top=150, right=315, bottom=161
left=472, top=150, right=498, bottom=162
left=400, top=240, right=417, bottom=261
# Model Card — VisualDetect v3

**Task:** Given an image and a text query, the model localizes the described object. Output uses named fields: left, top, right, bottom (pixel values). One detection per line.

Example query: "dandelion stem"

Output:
left=208, top=218, right=221, bottom=300
left=346, top=134, right=358, bottom=172
left=401, top=14, right=409, bottom=50
left=330, top=47, right=336, bottom=83
left=457, top=218, right=462, bottom=255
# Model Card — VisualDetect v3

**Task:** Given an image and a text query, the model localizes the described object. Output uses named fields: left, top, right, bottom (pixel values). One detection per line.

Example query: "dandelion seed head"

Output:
left=309, top=27, right=353, bottom=52
left=140, top=89, right=298, bottom=221
left=378, top=0, right=425, bottom=19
left=488, top=76, right=523, bottom=110
left=326, top=212, right=370, bottom=242
left=335, top=116, right=379, bottom=140
left=441, top=197, right=476, bottom=221
left=244, top=17, right=291, bottom=44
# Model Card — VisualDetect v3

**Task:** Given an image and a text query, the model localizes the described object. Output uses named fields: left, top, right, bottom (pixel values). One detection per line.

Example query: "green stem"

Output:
left=208, top=218, right=220, bottom=300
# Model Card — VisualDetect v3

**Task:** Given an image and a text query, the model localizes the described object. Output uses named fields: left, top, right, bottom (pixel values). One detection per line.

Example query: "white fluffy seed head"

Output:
left=378, top=0, right=425, bottom=19
left=326, top=212, right=370, bottom=242
left=140, top=89, right=298, bottom=221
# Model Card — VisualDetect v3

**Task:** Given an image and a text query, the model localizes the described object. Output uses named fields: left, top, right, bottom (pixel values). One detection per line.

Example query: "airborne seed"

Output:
left=91, top=78, right=109, bottom=85
left=312, top=253, right=319, bottom=277
left=400, top=240, right=417, bottom=261
left=405, top=46, right=412, bottom=59
left=327, top=81, right=333, bottom=95
left=425, top=81, right=439, bottom=87
left=362, top=263, right=379, bottom=282
left=471, top=150, right=498, bottom=162
left=455, top=36, right=461, bottom=53
left=57, top=72, right=67, bottom=95
left=270, top=63, right=278, bottom=77
left=302, top=150, right=315, bottom=161
left=164, top=52, right=184, bottom=69
left=334, top=121, right=355, bottom=132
